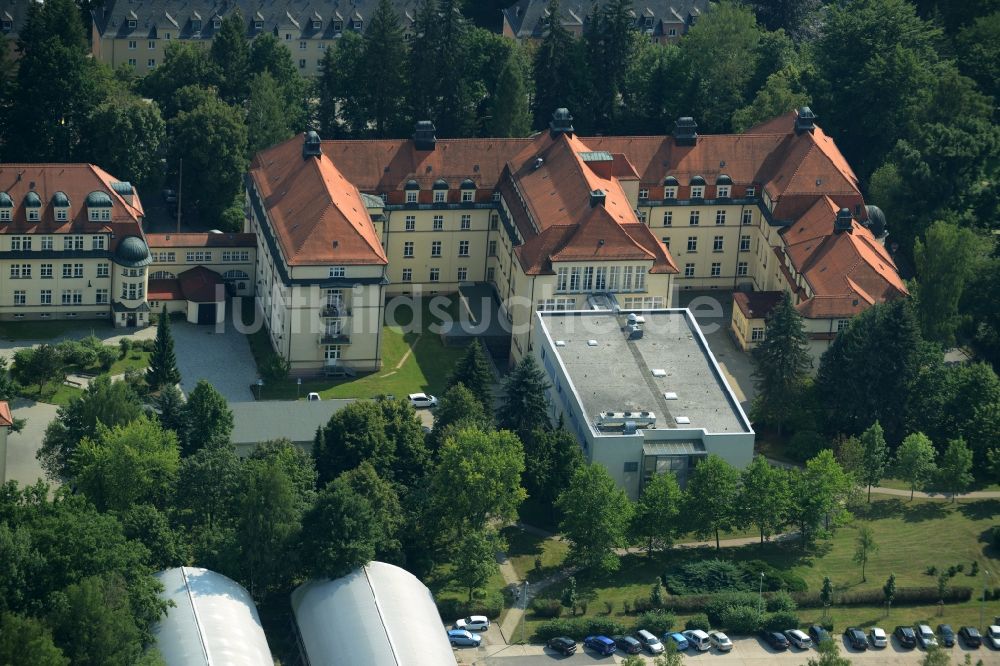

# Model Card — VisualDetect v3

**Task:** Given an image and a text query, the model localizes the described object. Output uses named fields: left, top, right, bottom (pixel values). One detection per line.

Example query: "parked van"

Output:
left=683, top=629, right=711, bottom=651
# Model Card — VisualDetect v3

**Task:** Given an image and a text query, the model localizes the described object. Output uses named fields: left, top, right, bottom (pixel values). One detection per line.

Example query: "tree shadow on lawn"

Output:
left=900, top=501, right=950, bottom=523
left=855, top=498, right=907, bottom=521
left=959, top=499, right=1000, bottom=522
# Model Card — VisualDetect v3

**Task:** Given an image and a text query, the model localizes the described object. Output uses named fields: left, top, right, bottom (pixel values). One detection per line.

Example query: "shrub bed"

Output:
left=436, top=591, right=504, bottom=621
left=792, top=586, right=972, bottom=608
left=533, top=617, right=626, bottom=642
left=633, top=611, right=675, bottom=635
left=664, top=558, right=806, bottom=595
left=684, top=614, right=711, bottom=631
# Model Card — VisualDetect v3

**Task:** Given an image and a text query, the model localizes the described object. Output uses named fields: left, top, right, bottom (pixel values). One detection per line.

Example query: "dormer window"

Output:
left=212, top=18, right=221, bottom=29
left=254, top=20, right=263, bottom=31
left=27, top=209, right=40, bottom=222
left=717, top=185, right=730, bottom=198
left=664, top=186, right=677, bottom=199
left=644, top=16, right=653, bottom=27
left=1, top=20, right=12, bottom=32
left=24, top=191, right=41, bottom=222
left=639, top=188, right=649, bottom=200
left=192, top=19, right=202, bottom=32
left=690, top=186, right=703, bottom=198
left=127, top=18, right=137, bottom=28
left=0, top=210, right=9, bottom=222
left=56, top=208, right=68, bottom=221
left=1, top=192, right=13, bottom=221
left=746, top=186, right=756, bottom=197
left=433, top=190, right=446, bottom=203
left=333, top=20, right=343, bottom=32
left=352, top=19, right=363, bottom=30
left=312, top=19, right=321, bottom=30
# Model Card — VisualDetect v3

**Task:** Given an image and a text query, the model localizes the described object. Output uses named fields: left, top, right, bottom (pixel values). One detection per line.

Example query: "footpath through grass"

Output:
left=516, top=495, right=1000, bottom=639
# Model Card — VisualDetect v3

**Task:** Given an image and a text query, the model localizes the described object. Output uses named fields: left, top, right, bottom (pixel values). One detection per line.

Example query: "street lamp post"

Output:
left=982, top=569, right=991, bottom=629
left=521, top=581, right=529, bottom=645
left=256, top=378, right=264, bottom=401
left=758, top=572, right=765, bottom=615
left=297, top=377, right=302, bottom=399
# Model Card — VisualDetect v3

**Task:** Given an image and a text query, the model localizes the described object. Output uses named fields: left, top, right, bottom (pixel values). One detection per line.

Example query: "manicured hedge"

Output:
left=530, top=598, right=563, bottom=618
left=684, top=614, right=712, bottom=631
left=435, top=591, right=504, bottom=621
left=533, top=618, right=626, bottom=642
left=792, top=586, right=972, bottom=608
left=633, top=610, right=676, bottom=635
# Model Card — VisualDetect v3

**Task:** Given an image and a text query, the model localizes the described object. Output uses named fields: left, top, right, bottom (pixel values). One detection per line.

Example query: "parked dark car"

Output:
left=844, top=627, right=868, bottom=650
left=894, top=625, right=918, bottom=649
left=613, top=635, right=642, bottom=654
left=546, top=636, right=577, bottom=655
left=937, top=624, right=956, bottom=647
left=808, top=625, right=831, bottom=644
left=760, top=630, right=789, bottom=651
left=959, top=626, right=982, bottom=648
left=583, top=635, right=616, bottom=656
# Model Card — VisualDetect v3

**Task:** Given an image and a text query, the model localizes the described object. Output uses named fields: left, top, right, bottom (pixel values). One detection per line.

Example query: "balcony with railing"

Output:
left=321, top=304, right=352, bottom=318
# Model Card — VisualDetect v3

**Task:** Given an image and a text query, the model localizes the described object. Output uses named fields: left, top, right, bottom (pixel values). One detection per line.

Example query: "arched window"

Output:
left=150, top=271, right=176, bottom=279
left=223, top=269, right=249, bottom=281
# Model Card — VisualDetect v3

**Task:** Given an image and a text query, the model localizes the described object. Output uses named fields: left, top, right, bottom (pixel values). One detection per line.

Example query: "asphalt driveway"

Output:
left=170, top=307, right=258, bottom=402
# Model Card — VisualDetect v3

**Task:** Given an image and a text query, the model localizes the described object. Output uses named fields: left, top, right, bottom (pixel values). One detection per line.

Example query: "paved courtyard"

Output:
left=170, top=310, right=258, bottom=402
left=3, top=398, right=59, bottom=486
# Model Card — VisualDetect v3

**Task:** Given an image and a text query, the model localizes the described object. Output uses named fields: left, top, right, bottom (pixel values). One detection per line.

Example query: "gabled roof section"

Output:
left=548, top=205, right=654, bottom=262
left=782, top=197, right=907, bottom=318
left=250, top=134, right=387, bottom=267
left=0, top=401, right=12, bottom=428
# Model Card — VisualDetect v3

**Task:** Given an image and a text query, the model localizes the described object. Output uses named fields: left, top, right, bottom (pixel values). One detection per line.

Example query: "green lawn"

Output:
left=105, top=351, right=151, bottom=376
left=247, top=296, right=467, bottom=400
left=503, top=527, right=570, bottom=582
left=520, top=496, right=1000, bottom=638
left=0, top=320, right=113, bottom=341
left=877, top=477, right=1000, bottom=494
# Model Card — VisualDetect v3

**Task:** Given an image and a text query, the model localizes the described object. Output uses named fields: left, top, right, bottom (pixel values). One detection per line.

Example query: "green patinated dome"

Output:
left=86, top=190, right=113, bottom=207
left=115, top=235, right=152, bottom=267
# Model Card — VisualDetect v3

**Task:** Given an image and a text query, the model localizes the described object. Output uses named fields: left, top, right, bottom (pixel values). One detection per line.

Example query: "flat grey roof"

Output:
left=538, top=310, right=751, bottom=435
left=230, top=400, right=355, bottom=446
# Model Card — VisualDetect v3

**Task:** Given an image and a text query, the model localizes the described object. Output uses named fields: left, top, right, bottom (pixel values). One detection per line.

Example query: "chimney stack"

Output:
left=590, top=189, right=606, bottom=208
left=834, top=207, right=853, bottom=233
left=302, top=131, right=322, bottom=160
left=413, top=121, right=436, bottom=151
left=673, top=117, right=698, bottom=146
left=549, top=108, right=574, bottom=138
left=794, top=107, right=817, bottom=135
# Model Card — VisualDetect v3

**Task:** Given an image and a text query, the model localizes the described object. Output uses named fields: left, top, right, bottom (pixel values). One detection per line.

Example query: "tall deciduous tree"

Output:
left=853, top=525, right=878, bottom=581
left=0, top=612, right=68, bottom=666
left=522, top=427, right=584, bottom=515
left=338, top=462, right=403, bottom=561
left=73, top=416, right=180, bottom=513
left=237, top=457, right=301, bottom=599
left=557, top=463, right=633, bottom=573
left=81, top=94, right=165, bottom=191
left=430, top=383, right=490, bottom=448
left=859, top=421, right=890, bottom=502
left=300, top=477, right=378, bottom=579
left=181, top=380, right=234, bottom=455
left=740, top=455, right=792, bottom=542
left=751, top=292, right=812, bottom=434
left=247, top=72, right=295, bottom=157
left=175, top=443, right=243, bottom=530
left=209, top=10, right=250, bottom=104
left=39, top=376, right=144, bottom=479
left=430, top=427, right=526, bottom=534
left=167, top=90, right=248, bottom=226
left=452, top=528, right=500, bottom=601
left=49, top=574, right=143, bottom=666
left=894, top=433, right=937, bottom=500
left=531, top=0, right=585, bottom=129
left=447, top=340, right=494, bottom=412
left=913, top=222, right=985, bottom=346
left=147, top=306, right=181, bottom=390
left=141, top=43, right=219, bottom=119
left=937, top=438, right=974, bottom=502
left=631, top=471, right=683, bottom=554
left=684, top=455, right=741, bottom=550
left=359, top=0, right=408, bottom=137
left=791, top=449, right=854, bottom=543
left=313, top=400, right=391, bottom=484
left=731, top=66, right=810, bottom=132
left=498, top=355, right=550, bottom=438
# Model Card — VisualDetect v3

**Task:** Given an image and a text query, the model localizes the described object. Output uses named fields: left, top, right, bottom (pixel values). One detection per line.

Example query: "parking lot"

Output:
left=459, top=635, right=1000, bottom=664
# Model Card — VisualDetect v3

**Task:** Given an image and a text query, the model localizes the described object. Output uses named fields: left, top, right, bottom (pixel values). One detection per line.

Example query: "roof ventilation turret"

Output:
left=302, top=131, right=322, bottom=160
left=865, top=204, right=887, bottom=238
left=673, top=116, right=698, bottom=146
left=589, top=189, right=606, bottom=208
left=834, top=207, right=853, bottom=233
left=413, top=121, right=436, bottom=151
left=549, top=108, right=574, bottom=138
left=794, top=106, right=817, bottom=135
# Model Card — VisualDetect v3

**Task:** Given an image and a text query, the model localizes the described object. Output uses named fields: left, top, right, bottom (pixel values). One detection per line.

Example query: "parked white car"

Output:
left=784, top=628, right=812, bottom=649
left=869, top=627, right=888, bottom=648
left=306, top=392, right=321, bottom=401
left=408, top=392, right=438, bottom=408
left=682, top=629, right=711, bottom=651
left=709, top=631, right=733, bottom=651
left=986, top=625, right=1000, bottom=649
left=455, top=616, right=489, bottom=631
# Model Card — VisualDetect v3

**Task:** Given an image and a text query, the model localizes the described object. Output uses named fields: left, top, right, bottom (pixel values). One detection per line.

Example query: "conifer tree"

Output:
left=489, top=52, right=532, bottom=137
left=751, top=292, right=812, bottom=435
left=497, top=355, right=550, bottom=438
left=210, top=10, right=250, bottom=104
left=859, top=421, right=889, bottom=502
left=360, top=0, right=408, bottom=137
left=531, top=0, right=584, bottom=128
left=147, top=306, right=181, bottom=390
left=447, top=340, right=494, bottom=412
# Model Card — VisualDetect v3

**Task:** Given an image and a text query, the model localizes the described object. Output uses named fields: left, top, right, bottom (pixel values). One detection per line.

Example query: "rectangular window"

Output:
left=148, top=40, right=155, bottom=49
left=461, top=191, right=473, bottom=203
left=569, top=267, right=581, bottom=291
left=9, top=264, right=21, bottom=278
left=41, top=236, right=53, bottom=250
left=717, top=185, right=731, bottom=198
left=713, top=235, right=724, bottom=252
left=55, top=209, right=67, bottom=221
left=431, top=241, right=441, bottom=257
left=594, top=267, right=607, bottom=291
left=623, top=266, right=634, bottom=291
left=557, top=267, right=568, bottom=292
left=662, top=237, right=670, bottom=249
left=460, top=214, right=471, bottom=230
left=324, top=345, right=341, bottom=361
left=11, top=236, right=29, bottom=250
left=329, top=266, right=345, bottom=278
left=0, top=209, right=10, bottom=221
left=63, top=237, right=73, bottom=250
left=742, top=210, right=753, bottom=225
left=837, top=319, right=850, bottom=332
left=429, top=268, right=440, bottom=282
left=404, top=215, right=415, bottom=231
left=684, top=263, right=695, bottom=277
left=751, top=327, right=765, bottom=342
left=222, top=250, right=250, bottom=262
left=300, top=40, right=307, bottom=49
left=662, top=210, right=672, bottom=226
left=488, top=240, right=497, bottom=257
left=634, top=267, right=645, bottom=291
left=739, top=235, right=751, bottom=252
left=689, top=211, right=700, bottom=226
left=746, top=186, right=756, bottom=197
left=687, top=236, right=697, bottom=252
left=405, top=191, right=417, bottom=204
left=737, top=261, right=748, bottom=276
left=401, top=268, right=412, bottom=282
left=715, top=210, right=726, bottom=225
left=664, top=186, right=677, bottom=199
left=608, top=266, right=620, bottom=290
left=582, top=266, right=594, bottom=291
left=61, top=290, right=72, bottom=305
left=433, top=190, right=446, bottom=203
left=96, top=289, right=109, bottom=304
left=432, top=215, right=444, bottom=230
left=40, top=289, right=51, bottom=304
left=639, top=188, right=649, bottom=200
left=128, top=40, right=136, bottom=49
left=638, top=210, right=648, bottom=223
left=487, top=267, right=495, bottom=282
left=298, top=59, right=306, bottom=68
left=403, top=241, right=414, bottom=258
left=492, top=191, right=501, bottom=203
left=128, top=58, right=137, bottom=67
left=62, top=263, right=72, bottom=278
left=91, top=235, right=105, bottom=250
left=458, top=240, right=469, bottom=257
left=711, top=262, right=721, bottom=277
left=13, top=290, right=25, bottom=306
left=147, top=59, right=156, bottom=68
left=457, top=267, right=468, bottom=281
left=691, top=186, right=704, bottom=198
left=40, top=263, right=52, bottom=278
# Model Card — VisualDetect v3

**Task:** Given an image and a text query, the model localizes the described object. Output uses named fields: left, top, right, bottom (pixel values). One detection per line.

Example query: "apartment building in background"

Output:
left=502, top=0, right=709, bottom=43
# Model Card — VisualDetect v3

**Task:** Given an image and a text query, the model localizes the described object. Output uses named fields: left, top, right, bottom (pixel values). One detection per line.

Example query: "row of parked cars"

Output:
left=548, top=628, right=733, bottom=657
left=843, top=624, right=1000, bottom=651
left=447, top=615, right=490, bottom=647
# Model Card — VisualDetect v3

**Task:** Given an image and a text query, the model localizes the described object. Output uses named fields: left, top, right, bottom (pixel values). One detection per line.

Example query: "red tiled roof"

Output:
left=250, top=135, right=388, bottom=266
left=147, top=279, right=183, bottom=301
left=178, top=266, right=225, bottom=303
left=782, top=197, right=907, bottom=318
left=733, top=291, right=784, bottom=320
left=147, top=232, right=256, bottom=248
left=0, top=401, right=12, bottom=428
left=0, top=164, right=145, bottom=254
